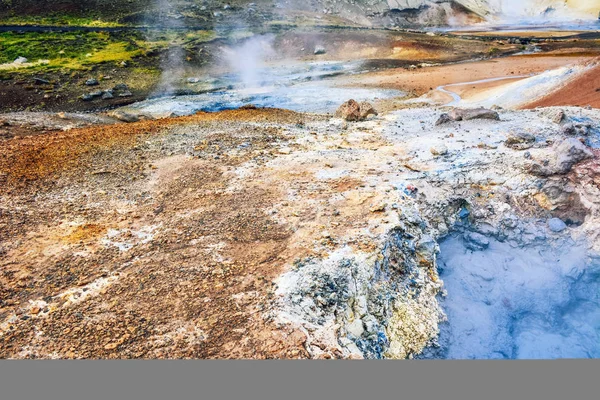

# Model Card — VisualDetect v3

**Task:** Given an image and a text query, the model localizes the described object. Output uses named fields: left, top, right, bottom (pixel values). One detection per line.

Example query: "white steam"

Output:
left=221, top=35, right=276, bottom=90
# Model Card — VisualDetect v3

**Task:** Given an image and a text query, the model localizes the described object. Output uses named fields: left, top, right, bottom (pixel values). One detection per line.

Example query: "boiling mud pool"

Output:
left=434, top=234, right=600, bottom=359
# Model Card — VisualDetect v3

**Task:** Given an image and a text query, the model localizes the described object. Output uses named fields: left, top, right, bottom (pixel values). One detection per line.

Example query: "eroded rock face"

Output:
left=277, top=212, right=444, bottom=359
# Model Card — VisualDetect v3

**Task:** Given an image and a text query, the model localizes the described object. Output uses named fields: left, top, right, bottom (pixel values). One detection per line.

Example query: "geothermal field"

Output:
left=1, top=1, right=600, bottom=359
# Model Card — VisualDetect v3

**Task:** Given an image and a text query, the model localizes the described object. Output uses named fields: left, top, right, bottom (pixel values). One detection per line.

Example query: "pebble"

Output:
left=430, top=144, right=448, bottom=156
left=548, top=218, right=567, bottom=233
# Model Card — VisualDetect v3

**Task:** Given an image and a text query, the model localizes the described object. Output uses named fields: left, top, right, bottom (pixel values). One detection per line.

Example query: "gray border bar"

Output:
left=2, top=360, right=600, bottom=400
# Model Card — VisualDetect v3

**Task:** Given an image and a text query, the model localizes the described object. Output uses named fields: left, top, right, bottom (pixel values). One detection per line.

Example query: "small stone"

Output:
left=335, top=99, right=361, bottom=122
left=102, top=90, right=114, bottom=100
left=85, top=78, right=99, bottom=86
left=14, top=56, right=28, bottom=64
left=548, top=218, right=567, bottom=233
left=370, top=203, right=387, bottom=213
left=104, top=342, right=119, bottom=350
left=113, top=83, right=129, bottom=91
left=347, top=319, right=365, bottom=338
left=505, top=132, right=536, bottom=150
left=430, top=144, right=449, bottom=156
left=110, top=111, right=140, bottom=123
left=314, top=46, right=326, bottom=55
left=435, top=113, right=452, bottom=125
left=464, top=232, right=490, bottom=251
left=359, top=101, right=378, bottom=120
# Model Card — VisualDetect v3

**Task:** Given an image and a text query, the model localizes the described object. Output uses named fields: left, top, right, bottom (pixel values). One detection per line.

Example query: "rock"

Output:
left=554, top=138, right=593, bottom=174
left=335, top=99, right=361, bottom=121
left=102, top=90, right=114, bottom=100
left=119, top=91, right=133, bottom=98
left=430, top=144, right=448, bottom=156
left=113, top=83, right=129, bottom=91
left=435, top=113, right=453, bottom=125
left=464, top=232, right=490, bottom=251
left=347, top=319, right=365, bottom=337
left=80, top=94, right=94, bottom=102
left=370, top=203, right=387, bottom=213
left=543, top=109, right=566, bottom=124
left=505, top=132, right=536, bottom=150
left=359, top=101, right=378, bottom=120
left=528, top=138, right=593, bottom=176
left=85, top=78, right=99, bottom=86
left=336, top=100, right=378, bottom=122
left=562, top=123, right=590, bottom=136
left=548, top=218, right=567, bottom=233
left=314, top=46, right=327, bottom=55
left=448, top=107, right=500, bottom=122
left=33, top=77, right=51, bottom=85
left=13, top=57, right=28, bottom=64
left=110, top=111, right=140, bottom=123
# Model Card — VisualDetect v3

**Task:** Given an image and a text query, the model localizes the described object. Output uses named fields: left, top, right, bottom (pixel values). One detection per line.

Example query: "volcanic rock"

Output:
left=505, top=132, right=536, bottom=150
left=110, top=111, right=140, bottom=123
left=335, top=100, right=362, bottom=121
left=436, top=107, right=499, bottom=124
left=336, top=100, right=378, bottom=122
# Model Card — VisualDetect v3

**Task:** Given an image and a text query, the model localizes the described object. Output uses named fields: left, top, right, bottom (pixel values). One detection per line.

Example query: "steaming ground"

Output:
left=121, top=60, right=403, bottom=117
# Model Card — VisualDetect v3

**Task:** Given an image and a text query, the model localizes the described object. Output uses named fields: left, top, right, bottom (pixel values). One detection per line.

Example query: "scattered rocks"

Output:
left=548, top=218, right=567, bottom=233
left=505, top=132, right=536, bottom=150
left=436, top=107, right=500, bottom=125
left=562, top=123, right=591, bottom=136
left=335, top=100, right=378, bottom=122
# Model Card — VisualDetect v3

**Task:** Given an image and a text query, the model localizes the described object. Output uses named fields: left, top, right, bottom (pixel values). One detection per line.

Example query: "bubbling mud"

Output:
left=433, top=232, right=600, bottom=359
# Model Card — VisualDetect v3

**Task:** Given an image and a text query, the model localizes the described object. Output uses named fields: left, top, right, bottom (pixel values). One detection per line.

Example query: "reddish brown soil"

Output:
left=0, top=108, right=317, bottom=359
left=524, top=61, right=600, bottom=109
left=341, top=54, right=598, bottom=96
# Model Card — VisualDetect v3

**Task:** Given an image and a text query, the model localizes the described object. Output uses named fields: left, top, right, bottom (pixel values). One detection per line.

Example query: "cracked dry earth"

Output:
left=1, top=105, right=599, bottom=359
